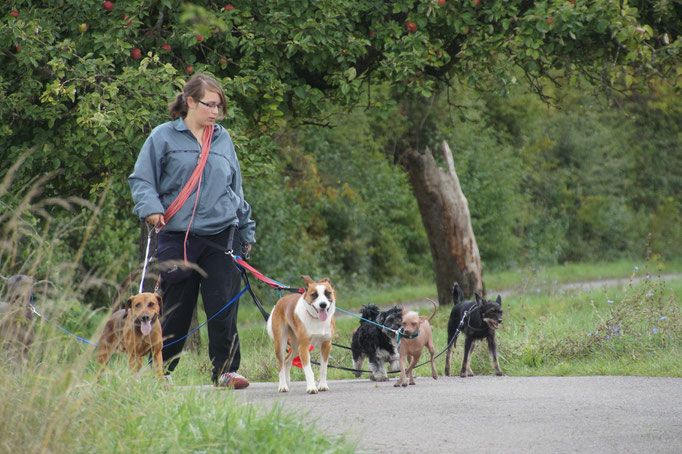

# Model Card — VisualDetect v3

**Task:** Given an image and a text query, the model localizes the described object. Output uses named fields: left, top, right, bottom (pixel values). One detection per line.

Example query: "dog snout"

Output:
left=319, top=302, right=327, bottom=310
left=140, top=314, right=151, bottom=323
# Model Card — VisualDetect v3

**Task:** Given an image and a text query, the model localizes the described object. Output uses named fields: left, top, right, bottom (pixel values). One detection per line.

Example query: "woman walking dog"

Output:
left=128, top=73, right=256, bottom=388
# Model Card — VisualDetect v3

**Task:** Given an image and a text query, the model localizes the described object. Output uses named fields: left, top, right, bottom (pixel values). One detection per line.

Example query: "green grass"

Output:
left=181, top=263, right=682, bottom=384
left=3, top=253, right=681, bottom=452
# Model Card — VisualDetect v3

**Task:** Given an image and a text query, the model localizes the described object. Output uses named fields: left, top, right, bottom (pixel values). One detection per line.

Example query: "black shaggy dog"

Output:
left=351, top=304, right=403, bottom=381
left=444, top=282, right=504, bottom=377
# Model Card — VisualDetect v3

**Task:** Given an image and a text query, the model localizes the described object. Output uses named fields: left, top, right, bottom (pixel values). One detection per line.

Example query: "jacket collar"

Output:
left=172, top=117, right=221, bottom=138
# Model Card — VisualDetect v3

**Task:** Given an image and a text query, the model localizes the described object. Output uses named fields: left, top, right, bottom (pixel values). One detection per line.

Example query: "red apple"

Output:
left=223, top=4, right=234, bottom=11
left=131, top=48, right=142, bottom=59
left=78, top=23, right=88, bottom=33
left=123, top=15, right=133, bottom=24
left=438, top=0, right=446, bottom=4
left=103, top=1, right=113, bottom=11
left=547, top=17, right=552, bottom=24
left=369, top=30, right=376, bottom=36
left=10, top=11, right=19, bottom=18
left=474, top=0, right=480, bottom=5
left=405, top=21, right=417, bottom=33
left=463, top=25, right=470, bottom=34
left=195, top=34, right=203, bottom=42
left=219, top=57, right=227, bottom=64
left=186, top=65, right=194, bottom=73
left=161, top=44, right=171, bottom=51
left=16, top=45, right=21, bottom=52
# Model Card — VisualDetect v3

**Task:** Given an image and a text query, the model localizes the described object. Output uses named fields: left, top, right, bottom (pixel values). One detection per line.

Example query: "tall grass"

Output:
left=0, top=166, right=356, bottom=453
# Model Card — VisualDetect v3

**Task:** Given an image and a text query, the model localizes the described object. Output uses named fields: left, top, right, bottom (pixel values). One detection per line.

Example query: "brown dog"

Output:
left=0, top=275, right=35, bottom=361
left=97, top=292, right=164, bottom=377
left=267, top=275, right=336, bottom=394
left=394, top=300, right=438, bottom=387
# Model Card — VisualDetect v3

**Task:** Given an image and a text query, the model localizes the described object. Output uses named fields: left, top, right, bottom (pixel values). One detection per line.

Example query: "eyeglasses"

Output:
left=197, top=100, right=222, bottom=110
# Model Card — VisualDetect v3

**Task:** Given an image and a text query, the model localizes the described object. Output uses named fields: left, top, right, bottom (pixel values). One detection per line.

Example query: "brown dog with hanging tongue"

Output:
left=267, top=275, right=336, bottom=394
left=97, top=292, right=164, bottom=377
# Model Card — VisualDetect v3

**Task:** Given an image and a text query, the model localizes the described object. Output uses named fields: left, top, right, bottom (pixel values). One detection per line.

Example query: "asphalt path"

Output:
left=225, top=375, right=682, bottom=453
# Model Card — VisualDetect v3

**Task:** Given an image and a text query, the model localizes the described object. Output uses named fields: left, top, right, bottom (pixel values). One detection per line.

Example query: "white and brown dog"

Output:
left=267, top=275, right=336, bottom=394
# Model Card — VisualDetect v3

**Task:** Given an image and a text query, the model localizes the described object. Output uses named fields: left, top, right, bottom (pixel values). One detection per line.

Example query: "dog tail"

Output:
left=425, top=299, right=438, bottom=323
left=359, top=303, right=380, bottom=323
left=452, top=282, right=464, bottom=305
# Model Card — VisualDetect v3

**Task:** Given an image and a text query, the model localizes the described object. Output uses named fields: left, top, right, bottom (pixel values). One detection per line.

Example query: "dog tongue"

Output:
left=140, top=320, right=152, bottom=336
left=318, top=308, right=328, bottom=322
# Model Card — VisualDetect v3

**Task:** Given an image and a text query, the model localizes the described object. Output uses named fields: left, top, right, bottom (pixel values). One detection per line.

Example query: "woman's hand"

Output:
left=145, top=213, right=165, bottom=228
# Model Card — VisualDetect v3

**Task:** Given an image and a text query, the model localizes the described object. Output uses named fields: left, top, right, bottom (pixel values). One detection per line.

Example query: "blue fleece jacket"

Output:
left=128, top=117, right=256, bottom=243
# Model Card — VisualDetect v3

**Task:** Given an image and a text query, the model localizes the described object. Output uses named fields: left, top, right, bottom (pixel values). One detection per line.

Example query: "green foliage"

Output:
left=1, top=0, right=680, bottom=293
left=246, top=105, right=431, bottom=290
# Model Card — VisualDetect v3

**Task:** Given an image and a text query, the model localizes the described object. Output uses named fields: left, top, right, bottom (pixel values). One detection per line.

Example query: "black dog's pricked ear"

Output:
left=452, top=282, right=464, bottom=304
left=496, top=295, right=502, bottom=306
left=475, top=293, right=484, bottom=306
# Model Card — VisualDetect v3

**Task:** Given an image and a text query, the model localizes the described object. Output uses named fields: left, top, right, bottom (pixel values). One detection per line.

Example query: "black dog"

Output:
left=444, top=282, right=503, bottom=377
left=351, top=304, right=403, bottom=381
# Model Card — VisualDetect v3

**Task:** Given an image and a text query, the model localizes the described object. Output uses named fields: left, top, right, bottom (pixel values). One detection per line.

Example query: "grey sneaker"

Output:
left=215, top=372, right=249, bottom=389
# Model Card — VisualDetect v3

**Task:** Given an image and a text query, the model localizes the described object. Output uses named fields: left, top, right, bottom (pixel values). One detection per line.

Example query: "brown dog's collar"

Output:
left=397, top=327, right=419, bottom=342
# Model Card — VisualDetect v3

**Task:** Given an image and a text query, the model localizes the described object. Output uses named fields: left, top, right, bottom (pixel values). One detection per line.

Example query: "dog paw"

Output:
left=278, top=384, right=289, bottom=393
left=317, top=383, right=329, bottom=392
left=496, top=371, right=504, bottom=376
left=306, top=386, right=319, bottom=394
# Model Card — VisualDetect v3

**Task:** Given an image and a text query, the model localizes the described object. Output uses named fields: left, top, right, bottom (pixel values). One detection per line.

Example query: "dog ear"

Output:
left=401, top=305, right=406, bottom=317
left=155, top=293, right=163, bottom=315
left=123, top=296, right=134, bottom=318
left=475, top=293, right=484, bottom=306
left=495, top=295, right=502, bottom=306
left=301, top=275, right=314, bottom=286
left=452, top=282, right=464, bottom=304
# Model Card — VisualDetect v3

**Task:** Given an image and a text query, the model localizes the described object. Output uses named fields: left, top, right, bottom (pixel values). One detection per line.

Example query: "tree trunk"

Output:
left=402, top=141, right=484, bottom=305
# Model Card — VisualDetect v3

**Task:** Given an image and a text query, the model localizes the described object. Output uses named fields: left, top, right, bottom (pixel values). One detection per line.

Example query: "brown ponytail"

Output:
left=168, top=93, right=187, bottom=120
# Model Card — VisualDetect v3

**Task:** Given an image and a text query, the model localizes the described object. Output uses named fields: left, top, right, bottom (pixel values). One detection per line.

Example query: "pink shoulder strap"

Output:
left=158, top=124, right=214, bottom=231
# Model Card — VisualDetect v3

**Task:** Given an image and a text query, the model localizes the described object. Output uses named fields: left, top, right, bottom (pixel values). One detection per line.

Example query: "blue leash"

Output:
left=334, top=306, right=400, bottom=336
left=31, top=305, right=96, bottom=346
left=30, top=285, right=249, bottom=348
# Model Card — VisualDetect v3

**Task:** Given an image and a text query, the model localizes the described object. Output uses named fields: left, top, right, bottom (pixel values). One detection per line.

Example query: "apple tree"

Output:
left=1, top=0, right=679, bottom=302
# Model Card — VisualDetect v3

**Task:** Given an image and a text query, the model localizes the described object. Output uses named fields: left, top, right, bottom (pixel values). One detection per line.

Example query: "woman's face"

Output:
left=187, top=90, right=223, bottom=127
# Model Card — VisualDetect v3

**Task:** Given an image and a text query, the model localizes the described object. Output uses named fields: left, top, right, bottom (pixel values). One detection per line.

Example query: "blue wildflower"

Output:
left=607, top=300, right=614, bottom=304
left=660, top=316, right=667, bottom=321
left=652, top=328, right=659, bottom=334
left=647, top=293, right=654, bottom=297
left=634, top=266, right=639, bottom=271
